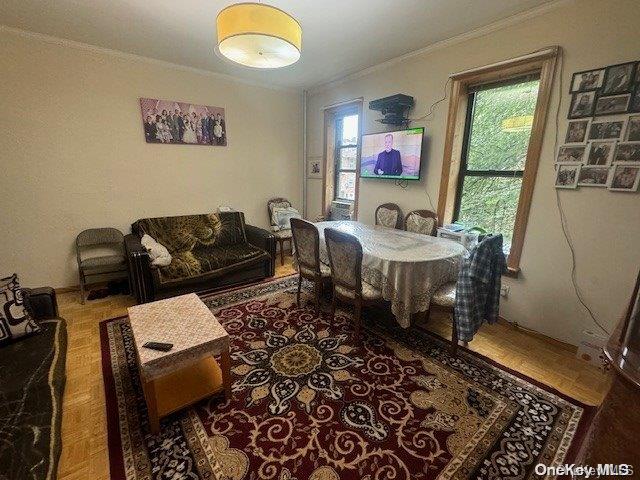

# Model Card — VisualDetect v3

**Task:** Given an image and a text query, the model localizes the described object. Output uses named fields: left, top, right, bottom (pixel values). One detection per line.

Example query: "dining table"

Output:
left=315, top=220, right=466, bottom=328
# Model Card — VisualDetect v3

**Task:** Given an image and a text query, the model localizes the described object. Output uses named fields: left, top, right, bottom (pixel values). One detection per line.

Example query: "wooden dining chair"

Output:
left=324, top=228, right=382, bottom=342
left=375, top=203, right=403, bottom=229
left=430, top=234, right=504, bottom=355
left=430, top=282, right=465, bottom=355
left=404, top=209, right=438, bottom=236
left=290, top=218, right=331, bottom=315
left=267, top=197, right=293, bottom=266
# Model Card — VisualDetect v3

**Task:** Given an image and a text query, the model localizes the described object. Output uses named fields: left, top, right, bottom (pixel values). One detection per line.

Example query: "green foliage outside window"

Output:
left=456, top=79, right=540, bottom=252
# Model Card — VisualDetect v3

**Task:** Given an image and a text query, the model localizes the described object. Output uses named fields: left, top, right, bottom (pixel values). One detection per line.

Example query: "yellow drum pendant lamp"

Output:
left=216, top=3, right=302, bottom=69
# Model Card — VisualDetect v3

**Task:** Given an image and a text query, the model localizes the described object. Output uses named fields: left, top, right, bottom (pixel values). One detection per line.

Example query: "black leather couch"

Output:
left=125, top=211, right=276, bottom=303
left=0, top=288, right=66, bottom=480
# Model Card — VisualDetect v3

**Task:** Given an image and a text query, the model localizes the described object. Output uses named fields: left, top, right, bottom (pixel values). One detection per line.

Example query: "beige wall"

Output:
left=0, top=30, right=302, bottom=288
left=305, top=0, right=640, bottom=345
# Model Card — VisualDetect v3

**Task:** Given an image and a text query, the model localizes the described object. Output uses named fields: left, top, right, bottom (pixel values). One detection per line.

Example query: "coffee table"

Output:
left=127, top=293, right=231, bottom=434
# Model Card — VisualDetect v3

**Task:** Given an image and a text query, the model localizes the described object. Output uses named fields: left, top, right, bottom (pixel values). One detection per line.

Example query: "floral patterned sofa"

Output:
left=125, top=211, right=275, bottom=303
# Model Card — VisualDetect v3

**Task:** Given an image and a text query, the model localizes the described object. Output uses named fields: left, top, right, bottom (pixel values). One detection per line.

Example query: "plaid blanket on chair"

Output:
left=454, top=235, right=506, bottom=342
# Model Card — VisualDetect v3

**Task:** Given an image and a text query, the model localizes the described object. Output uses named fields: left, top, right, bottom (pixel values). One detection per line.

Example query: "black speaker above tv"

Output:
left=369, top=94, right=415, bottom=126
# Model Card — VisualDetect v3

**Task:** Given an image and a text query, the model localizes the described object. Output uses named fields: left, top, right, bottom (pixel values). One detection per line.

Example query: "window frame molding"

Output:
left=322, top=101, right=363, bottom=218
left=437, top=47, right=559, bottom=277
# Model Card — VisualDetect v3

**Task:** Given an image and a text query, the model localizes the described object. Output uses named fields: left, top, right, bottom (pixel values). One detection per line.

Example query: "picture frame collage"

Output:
left=556, top=60, right=640, bottom=192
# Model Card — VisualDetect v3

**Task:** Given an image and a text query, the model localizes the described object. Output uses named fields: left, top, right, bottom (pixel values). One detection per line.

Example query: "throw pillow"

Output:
left=272, top=206, right=302, bottom=232
left=0, top=273, right=40, bottom=345
left=141, top=234, right=172, bottom=267
left=406, top=213, right=436, bottom=235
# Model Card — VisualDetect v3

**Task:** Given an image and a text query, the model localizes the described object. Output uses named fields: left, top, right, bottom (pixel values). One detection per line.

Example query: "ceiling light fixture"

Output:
left=216, top=3, right=302, bottom=69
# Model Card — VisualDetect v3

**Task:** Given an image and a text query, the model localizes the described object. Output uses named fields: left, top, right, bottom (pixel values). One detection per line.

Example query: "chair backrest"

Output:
left=324, top=228, right=363, bottom=294
left=76, top=228, right=124, bottom=264
left=76, top=228, right=124, bottom=248
left=290, top=218, right=321, bottom=274
left=267, top=197, right=292, bottom=228
left=375, top=203, right=403, bottom=229
left=404, top=209, right=438, bottom=236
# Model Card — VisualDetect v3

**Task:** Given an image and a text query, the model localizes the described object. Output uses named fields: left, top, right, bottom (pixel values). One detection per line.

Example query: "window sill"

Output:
left=503, top=266, right=520, bottom=279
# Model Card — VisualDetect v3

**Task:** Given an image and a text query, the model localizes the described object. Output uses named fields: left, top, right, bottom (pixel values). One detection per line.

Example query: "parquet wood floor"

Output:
left=57, top=255, right=609, bottom=479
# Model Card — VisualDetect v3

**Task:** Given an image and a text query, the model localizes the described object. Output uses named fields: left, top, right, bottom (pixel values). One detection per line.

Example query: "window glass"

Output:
left=337, top=172, right=356, bottom=200
left=466, top=80, right=540, bottom=171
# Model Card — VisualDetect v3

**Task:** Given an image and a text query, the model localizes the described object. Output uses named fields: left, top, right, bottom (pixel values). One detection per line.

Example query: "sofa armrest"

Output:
left=22, top=287, right=58, bottom=320
left=125, top=233, right=153, bottom=303
left=245, top=224, right=276, bottom=276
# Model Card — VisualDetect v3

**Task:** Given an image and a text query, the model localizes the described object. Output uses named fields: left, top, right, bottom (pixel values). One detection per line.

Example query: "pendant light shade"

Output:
left=216, top=3, right=302, bottom=69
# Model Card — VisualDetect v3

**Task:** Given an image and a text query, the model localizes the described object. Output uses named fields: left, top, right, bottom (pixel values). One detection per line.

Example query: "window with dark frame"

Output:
left=334, top=112, right=359, bottom=201
left=453, top=74, right=541, bottom=253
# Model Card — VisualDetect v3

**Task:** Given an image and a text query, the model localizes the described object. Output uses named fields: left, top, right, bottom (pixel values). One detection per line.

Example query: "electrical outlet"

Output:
left=500, top=285, right=510, bottom=298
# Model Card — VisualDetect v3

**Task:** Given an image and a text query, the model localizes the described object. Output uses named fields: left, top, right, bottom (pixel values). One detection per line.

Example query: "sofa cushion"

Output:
left=0, top=273, right=40, bottom=345
left=158, top=243, right=269, bottom=283
left=0, top=317, right=66, bottom=479
left=195, top=244, right=268, bottom=274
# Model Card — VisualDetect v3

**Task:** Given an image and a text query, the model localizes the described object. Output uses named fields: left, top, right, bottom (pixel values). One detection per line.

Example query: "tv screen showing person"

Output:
left=374, top=134, right=403, bottom=176
left=360, top=128, right=424, bottom=180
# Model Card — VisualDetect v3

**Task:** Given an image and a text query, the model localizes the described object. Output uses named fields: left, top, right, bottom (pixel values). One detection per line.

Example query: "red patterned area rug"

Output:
left=101, top=276, right=594, bottom=480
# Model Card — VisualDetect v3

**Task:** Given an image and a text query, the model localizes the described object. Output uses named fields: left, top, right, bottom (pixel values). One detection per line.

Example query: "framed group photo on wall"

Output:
left=139, top=98, right=227, bottom=146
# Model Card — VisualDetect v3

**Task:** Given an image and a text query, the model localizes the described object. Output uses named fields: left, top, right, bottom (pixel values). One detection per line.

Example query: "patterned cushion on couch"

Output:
left=0, top=273, right=40, bottom=345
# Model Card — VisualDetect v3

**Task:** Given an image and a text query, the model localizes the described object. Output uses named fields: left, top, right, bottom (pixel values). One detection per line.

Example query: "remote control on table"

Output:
left=143, top=341, right=174, bottom=352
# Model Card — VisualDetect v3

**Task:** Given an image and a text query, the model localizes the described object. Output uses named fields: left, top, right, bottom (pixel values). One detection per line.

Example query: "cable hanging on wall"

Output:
left=552, top=47, right=610, bottom=336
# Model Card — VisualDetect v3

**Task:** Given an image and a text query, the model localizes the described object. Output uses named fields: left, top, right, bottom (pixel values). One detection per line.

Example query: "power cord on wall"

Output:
left=404, top=77, right=452, bottom=210
left=552, top=48, right=611, bottom=336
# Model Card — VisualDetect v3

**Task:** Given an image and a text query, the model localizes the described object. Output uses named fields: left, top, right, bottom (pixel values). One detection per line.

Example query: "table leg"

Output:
left=145, top=378, right=161, bottom=434
left=220, top=347, right=232, bottom=400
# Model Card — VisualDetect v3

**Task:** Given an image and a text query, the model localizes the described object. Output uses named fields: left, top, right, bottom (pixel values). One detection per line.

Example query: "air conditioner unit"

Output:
left=330, top=201, right=353, bottom=220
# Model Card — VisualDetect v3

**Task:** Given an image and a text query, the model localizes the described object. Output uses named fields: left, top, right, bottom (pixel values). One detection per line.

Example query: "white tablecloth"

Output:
left=316, top=221, right=465, bottom=327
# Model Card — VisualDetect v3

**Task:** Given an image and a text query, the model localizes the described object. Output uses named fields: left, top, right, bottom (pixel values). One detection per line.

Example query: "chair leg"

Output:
left=330, top=291, right=336, bottom=326
left=296, top=275, right=302, bottom=307
left=451, top=310, right=458, bottom=356
left=314, top=279, right=322, bottom=316
left=354, top=300, right=362, bottom=344
left=79, top=271, right=86, bottom=305
left=279, top=239, right=285, bottom=266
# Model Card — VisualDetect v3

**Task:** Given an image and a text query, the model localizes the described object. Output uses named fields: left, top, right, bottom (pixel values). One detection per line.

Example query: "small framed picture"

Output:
left=565, top=119, right=591, bottom=144
left=568, top=91, right=596, bottom=118
left=630, top=86, right=640, bottom=113
left=609, top=164, right=640, bottom=192
left=570, top=68, right=605, bottom=92
left=594, top=94, right=631, bottom=116
left=577, top=165, right=610, bottom=187
left=556, top=145, right=587, bottom=163
left=602, top=62, right=636, bottom=95
left=307, top=158, right=323, bottom=179
left=588, top=116, right=627, bottom=140
left=555, top=163, right=581, bottom=189
left=586, top=141, right=616, bottom=165
left=626, top=115, right=640, bottom=141
left=614, top=142, right=640, bottom=162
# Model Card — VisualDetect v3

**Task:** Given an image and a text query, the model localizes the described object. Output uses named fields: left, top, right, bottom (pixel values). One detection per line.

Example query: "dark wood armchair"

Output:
left=374, top=203, right=403, bottom=229
left=267, top=197, right=293, bottom=266
left=325, top=228, right=382, bottom=342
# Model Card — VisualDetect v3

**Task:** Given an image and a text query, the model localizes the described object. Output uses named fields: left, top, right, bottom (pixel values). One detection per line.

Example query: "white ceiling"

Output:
left=0, top=0, right=555, bottom=89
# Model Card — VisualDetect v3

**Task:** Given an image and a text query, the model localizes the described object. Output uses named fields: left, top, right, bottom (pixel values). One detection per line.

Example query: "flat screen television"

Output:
left=360, top=127, right=424, bottom=180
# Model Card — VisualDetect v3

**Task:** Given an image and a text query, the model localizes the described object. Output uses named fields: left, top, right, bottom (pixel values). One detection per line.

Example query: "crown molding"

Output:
left=307, top=0, right=571, bottom=95
left=0, top=24, right=298, bottom=93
